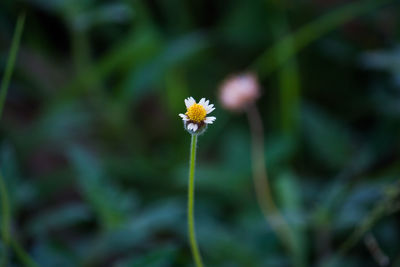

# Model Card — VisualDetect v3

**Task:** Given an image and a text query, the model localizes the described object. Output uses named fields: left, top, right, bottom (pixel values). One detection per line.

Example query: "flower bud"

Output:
left=219, top=73, right=260, bottom=112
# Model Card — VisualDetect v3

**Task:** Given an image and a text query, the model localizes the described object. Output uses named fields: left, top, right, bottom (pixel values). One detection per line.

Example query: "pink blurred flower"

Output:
left=219, top=73, right=260, bottom=111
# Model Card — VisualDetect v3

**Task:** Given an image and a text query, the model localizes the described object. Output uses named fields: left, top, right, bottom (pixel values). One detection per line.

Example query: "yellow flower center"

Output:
left=186, top=104, right=207, bottom=123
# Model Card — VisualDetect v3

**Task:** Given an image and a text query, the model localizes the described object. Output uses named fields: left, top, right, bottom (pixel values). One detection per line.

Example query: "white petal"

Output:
left=179, top=113, right=189, bottom=121
left=199, top=98, right=206, bottom=106
left=185, top=97, right=195, bottom=108
left=205, top=104, right=214, bottom=113
left=207, top=107, right=215, bottom=114
left=189, top=97, right=196, bottom=105
left=204, top=116, right=216, bottom=124
left=192, top=124, right=198, bottom=132
left=187, top=123, right=194, bottom=130
left=204, top=99, right=210, bottom=106
left=184, top=98, right=190, bottom=108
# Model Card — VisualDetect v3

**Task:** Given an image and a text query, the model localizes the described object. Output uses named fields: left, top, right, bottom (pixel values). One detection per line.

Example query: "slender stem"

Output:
left=0, top=171, right=11, bottom=267
left=364, top=233, right=389, bottom=267
left=11, top=239, right=39, bottom=267
left=188, top=134, right=204, bottom=267
left=246, top=104, right=292, bottom=252
left=0, top=12, right=38, bottom=267
left=0, top=12, right=26, bottom=267
left=0, top=12, right=26, bottom=120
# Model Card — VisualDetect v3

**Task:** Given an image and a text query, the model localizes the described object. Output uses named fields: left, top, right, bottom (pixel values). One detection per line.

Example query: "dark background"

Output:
left=0, top=0, right=400, bottom=266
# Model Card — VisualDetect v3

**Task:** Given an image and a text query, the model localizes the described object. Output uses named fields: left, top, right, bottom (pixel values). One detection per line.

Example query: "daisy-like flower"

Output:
left=179, top=97, right=216, bottom=134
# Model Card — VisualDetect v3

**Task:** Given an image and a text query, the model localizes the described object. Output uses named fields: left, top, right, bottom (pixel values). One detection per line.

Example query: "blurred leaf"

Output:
left=252, top=0, right=394, bottom=77
left=120, top=32, right=208, bottom=103
left=116, top=245, right=178, bottom=267
left=21, top=103, right=93, bottom=152
left=269, top=10, right=301, bottom=137
left=221, top=127, right=251, bottom=173
left=27, top=203, right=91, bottom=236
left=0, top=142, right=21, bottom=204
left=32, top=239, right=78, bottom=267
left=265, top=134, right=296, bottom=172
left=199, top=219, right=260, bottom=266
left=334, top=182, right=384, bottom=231
left=218, top=0, right=269, bottom=46
left=302, top=105, right=354, bottom=169
left=26, top=0, right=94, bottom=13
left=68, top=147, right=136, bottom=230
left=165, top=68, right=189, bottom=115
left=275, top=171, right=308, bottom=267
left=73, top=3, right=134, bottom=31
left=82, top=200, right=183, bottom=265
left=361, top=47, right=400, bottom=87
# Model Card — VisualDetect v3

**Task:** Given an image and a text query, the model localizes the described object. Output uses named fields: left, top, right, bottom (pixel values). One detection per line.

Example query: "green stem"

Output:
left=0, top=12, right=38, bottom=267
left=188, top=134, right=203, bottom=267
left=0, top=12, right=26, bottom=267
left=11, top=239, right=39, bottom=267
left=0, top=171, right=11, bottom=267
left=246, top=105, right=292, bottom=250
left=0, top=12, right=26, bottom=120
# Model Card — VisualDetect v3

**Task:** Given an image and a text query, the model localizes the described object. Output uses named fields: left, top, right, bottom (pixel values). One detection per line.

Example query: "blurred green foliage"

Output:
left=1, top=0, right=400, bottom=266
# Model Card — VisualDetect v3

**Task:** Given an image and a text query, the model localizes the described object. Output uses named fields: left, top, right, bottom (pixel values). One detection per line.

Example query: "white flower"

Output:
left=179, top=97, right=216, bottom=133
